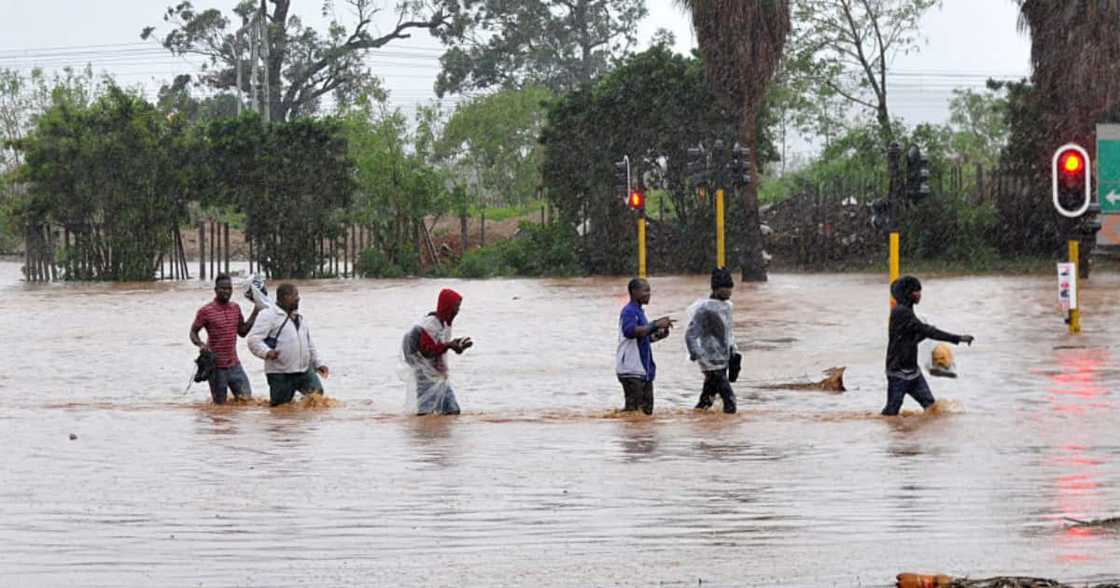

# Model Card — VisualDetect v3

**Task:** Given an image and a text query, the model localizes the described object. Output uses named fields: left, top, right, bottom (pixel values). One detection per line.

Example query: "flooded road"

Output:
left=1, top=262, right=1118, bottom=586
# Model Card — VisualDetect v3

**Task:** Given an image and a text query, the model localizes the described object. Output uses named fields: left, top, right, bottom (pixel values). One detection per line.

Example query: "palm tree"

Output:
left=675, top=0, right=791, bottom=282
left=1015, top=1, right=1120, bottom=274
left=1016, top=1, right=1120, bottom=160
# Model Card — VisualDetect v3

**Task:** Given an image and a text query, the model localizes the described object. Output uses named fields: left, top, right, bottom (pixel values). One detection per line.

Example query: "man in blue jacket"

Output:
left=615, top=278, right=673, bottom=415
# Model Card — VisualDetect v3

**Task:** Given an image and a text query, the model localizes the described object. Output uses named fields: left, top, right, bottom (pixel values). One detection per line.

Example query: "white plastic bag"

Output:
left=244, top=273, right=274, bottom=311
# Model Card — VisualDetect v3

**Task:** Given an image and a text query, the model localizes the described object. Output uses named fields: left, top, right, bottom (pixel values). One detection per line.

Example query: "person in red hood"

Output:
left=401, top=288, right=473, bottom=415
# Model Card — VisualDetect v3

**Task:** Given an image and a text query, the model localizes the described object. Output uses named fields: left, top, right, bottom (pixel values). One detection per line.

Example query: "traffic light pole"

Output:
left=637, top=211, right=647, bottom=279
left=889, top=232, right=900, bottom=310
left=715, top=188, right=726, bottom=268
left=887, top=142, right=902, bottom=311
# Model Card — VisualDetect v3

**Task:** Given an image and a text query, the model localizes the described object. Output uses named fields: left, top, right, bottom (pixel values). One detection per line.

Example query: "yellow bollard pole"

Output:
left=1069, top=239, right=1081, bottom=334
left=637, top=214, right=647, bottom=279
left=716, top=188, right=726, bottom=268
left=889, top=231, right=900, bottom=309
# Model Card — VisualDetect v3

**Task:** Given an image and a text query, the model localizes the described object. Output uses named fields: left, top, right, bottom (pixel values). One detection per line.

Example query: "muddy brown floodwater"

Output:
left=1, top=262, right=1118, bottom=587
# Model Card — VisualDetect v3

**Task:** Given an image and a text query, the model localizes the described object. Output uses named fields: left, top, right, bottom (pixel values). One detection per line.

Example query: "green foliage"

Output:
left=17, top=86, right=192, bottom=280
left=341, top=102, right=450, bottom=272
left=541, top=44, right=775, bottom=273
left=455, top=222, right=581, bottom=278
left=435, top=0, right=648, bottom=96
left=202, top=113, right=354, bottom=278
left=945, top=85, right=1010, bottom=168
left=470, top=199, right=547, bottom=222
left=897, top=195, right=1000, bottom=263
left=155, top=75, right=239, bottom=123
left=356, top=244, right=421, bottom=278
left=784, top=0, right=939, bottom=148
left=435, top=86, right=552, bottom=207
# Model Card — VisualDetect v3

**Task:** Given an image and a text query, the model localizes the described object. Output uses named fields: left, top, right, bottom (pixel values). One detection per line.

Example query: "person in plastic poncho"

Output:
left=686, top=268, right=739, bottom=414
left=883, top=275, right=974, bottom=416
left=402, top=289, right=473, bottom=415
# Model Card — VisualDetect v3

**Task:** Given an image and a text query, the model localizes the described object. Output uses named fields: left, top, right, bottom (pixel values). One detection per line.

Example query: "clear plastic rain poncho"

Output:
left=399, top=290, right=462, bottom=415
left=685, top=298, right=737, bottom=372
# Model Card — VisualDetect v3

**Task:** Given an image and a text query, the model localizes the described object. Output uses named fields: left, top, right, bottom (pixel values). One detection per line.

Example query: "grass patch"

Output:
left=469, top=199, right=548, bottom=222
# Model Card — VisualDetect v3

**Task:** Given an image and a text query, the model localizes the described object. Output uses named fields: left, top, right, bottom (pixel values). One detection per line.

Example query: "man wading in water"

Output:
left=402, top=289, right=472, bottom=415
left=248, top=283, right=330, bottom=407
left=883, top=275, right=974, bottom=416
left=190, top=274, right=261, bottom=404
left=615, top=278, right=673, bottom=415
left=686, top=268, right=739, bottom=414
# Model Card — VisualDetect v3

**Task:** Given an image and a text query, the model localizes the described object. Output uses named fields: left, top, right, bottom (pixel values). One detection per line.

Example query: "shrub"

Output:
left=455, top=222, right=581, bottom=278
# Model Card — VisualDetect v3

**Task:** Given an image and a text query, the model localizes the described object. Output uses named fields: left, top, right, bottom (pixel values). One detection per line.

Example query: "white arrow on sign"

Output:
left=1108, top=190, right=1120, bottom=205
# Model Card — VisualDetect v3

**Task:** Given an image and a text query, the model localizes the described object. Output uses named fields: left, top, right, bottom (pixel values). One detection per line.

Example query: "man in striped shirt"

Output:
left=190, top=274, right=262, bottom=404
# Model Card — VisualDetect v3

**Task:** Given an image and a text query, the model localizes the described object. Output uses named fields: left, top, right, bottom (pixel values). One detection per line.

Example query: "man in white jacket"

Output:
left=248, top=283, right=330, bottom=407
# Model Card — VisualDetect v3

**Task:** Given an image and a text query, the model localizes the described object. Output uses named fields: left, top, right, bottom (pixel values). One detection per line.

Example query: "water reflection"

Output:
left=613, top=417, right=660, bottom=460
left=1044, top=347, right=1113, bottom=564
left=405, top=415, right=459, bottom=467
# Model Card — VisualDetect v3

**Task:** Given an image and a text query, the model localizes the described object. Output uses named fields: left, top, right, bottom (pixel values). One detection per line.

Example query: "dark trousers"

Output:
left=882, top=374, right=935, bottom=416
left=618, top=376, right=654, bottom=415
left=267, top=368, right=324, bottom=407
left=696, top=370, right=736, bottom=414
left=208, top=363, right=252, bottom=404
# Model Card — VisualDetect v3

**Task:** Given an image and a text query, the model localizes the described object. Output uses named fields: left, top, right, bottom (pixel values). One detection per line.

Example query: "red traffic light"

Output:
left=628, top=190, right=645, bottom=210
left=1059, top=150, right=1085, bottom=175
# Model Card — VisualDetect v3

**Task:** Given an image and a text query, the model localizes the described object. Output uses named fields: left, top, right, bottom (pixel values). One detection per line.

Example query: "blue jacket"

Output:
left=616, top=302, right=656, bottom=381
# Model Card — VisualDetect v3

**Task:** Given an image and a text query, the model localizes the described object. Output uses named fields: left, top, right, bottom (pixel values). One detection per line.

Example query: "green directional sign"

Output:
left=1098, top=124, right=1120, bottom=214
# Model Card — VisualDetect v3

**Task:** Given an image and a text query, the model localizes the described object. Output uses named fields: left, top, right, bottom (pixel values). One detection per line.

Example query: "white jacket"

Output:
left=248, top=306, right=322, bottom=374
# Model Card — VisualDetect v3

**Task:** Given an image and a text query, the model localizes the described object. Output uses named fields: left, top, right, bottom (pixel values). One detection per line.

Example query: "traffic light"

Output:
left=1052, top=145, right=1091, bottom=218
left=614, top=159, right=630, bottom=197
left=729, top=144, right=751, bottom=187
left=869, top=198, right=891, bottom=231
left=628, top=187, right=646, bottom=211
left=905, top=145, right=930, bottom=200
left=686, top=146, right=709, bottom=189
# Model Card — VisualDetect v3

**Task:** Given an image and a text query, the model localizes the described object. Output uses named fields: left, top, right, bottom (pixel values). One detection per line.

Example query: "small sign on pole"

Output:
left=1058, top=262, right=1078, bottom=312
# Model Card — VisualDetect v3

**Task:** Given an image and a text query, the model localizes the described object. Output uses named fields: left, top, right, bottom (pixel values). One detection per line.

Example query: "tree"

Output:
left=341, top=96, right=450, bottom=274
left=1012, top=2, right=1120, bottom=270
left=675, top=0, right=791, bottom=282
left=434, top=86, right=552, bottom=207
left=434, top=0, right=646, bottom=96
left=1014, top=1, right=1120, bottom=164
left=17, top=86, right=193, bottom=280
left=945, top=85, right=1009, bottom=168
left=155, top=74, right=241, bottom=122
left=787, top=0, right=938, bottom=149
left=144, top=0, right=459, bottom=121
left=540, top=45, right=767, bottom=274
left=203, top=114, right=355, bottom=278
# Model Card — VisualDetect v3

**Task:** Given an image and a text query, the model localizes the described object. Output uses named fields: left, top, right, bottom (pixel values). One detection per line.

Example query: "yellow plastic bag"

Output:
left=928, top=343, right=957, bottom=378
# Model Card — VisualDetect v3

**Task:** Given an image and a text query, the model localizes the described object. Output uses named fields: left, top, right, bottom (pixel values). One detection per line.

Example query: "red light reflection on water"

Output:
left=1043, top=348, right=1113, bottom=563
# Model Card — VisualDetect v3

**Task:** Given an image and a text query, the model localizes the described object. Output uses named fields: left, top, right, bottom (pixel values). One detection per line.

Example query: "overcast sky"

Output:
left=0, top=0, right=1031, bottom=157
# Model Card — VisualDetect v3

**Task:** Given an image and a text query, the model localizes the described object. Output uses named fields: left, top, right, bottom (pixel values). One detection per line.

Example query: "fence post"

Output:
left=224, top=223, right=230, bottom=275
left=198, top=222, right=206, bottom=281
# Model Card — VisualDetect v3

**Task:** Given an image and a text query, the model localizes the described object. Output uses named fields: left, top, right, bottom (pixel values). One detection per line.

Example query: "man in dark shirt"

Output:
left=190, top=274, right=261, bottom=404
left=884, top=275, right=974, bottom=416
